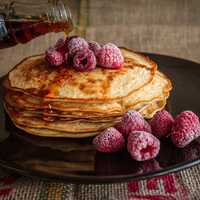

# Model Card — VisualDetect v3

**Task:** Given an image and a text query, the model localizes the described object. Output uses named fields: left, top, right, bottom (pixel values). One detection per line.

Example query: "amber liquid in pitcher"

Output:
left=0, top=16, right=73, bottom=48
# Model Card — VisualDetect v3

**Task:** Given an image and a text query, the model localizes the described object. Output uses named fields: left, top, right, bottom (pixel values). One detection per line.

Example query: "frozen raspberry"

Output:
left=73, top=49, right=96, bottom=72
left=116, top=110, right=152, bottom=138
left=54, top=37, right=67, bottom=56
left=150, top=110, right=174, bottom=138
left=171, top=111, right=200, bottom=148
left=55, top=37, right=66, bottom=48
left=45, top=48, right=64, bottom=66
left=127, top=131, right=160, bottom=161
left=104, top=43, right=119, bottom=49
left=88, top=41, right=101, bottom=56
left=97, top=43, right=124, bottom=69
left=93, top=127, right=125, bottom=153
left=65, top=35, right=78, bottom=46
left=67, top=37, right=89, bottom=56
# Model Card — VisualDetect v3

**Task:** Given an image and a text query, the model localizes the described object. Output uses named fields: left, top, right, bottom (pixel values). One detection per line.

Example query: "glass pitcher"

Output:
left=0, top=0, right=73, bottom=48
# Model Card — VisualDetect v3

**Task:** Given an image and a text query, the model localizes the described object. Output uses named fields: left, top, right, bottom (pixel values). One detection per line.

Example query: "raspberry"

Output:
left=104, top=43, right=119, bottom=49
left=97, top=43, right=124, bottom=69
left=127, top=131, right=160, bottom=161
left=65, top=35, right=78, bottom=47
left=45, top=48, right=64, bottom=66
left=73, top=49, right=96, bottom=72
left=54, top=37, right=67, bottom=56
left=67, top=37, right=89, bottom=56
left=116, top=110, right=152, bottom=138
left=93, top=127, right=125, bottom=153
left=55, top=37, right=66, bottom=49
left=171, top=111, right=200, bottom=148
left=88, top=41, right=101, bottom=56
left=150, top=110, right=174, bottom=138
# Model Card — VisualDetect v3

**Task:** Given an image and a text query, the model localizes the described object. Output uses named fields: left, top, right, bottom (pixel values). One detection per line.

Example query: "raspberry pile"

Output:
left=93, top=109, right=200, bottom=162
left=45, top=36, right=124, bottom=71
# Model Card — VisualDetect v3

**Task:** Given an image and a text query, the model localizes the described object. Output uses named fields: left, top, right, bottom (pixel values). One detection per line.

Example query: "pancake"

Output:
left=4, top=90, right=122, bottom=113
left=4, top=97, right=167, bottom=138
left=6, top=48, right=156, bottom=103
left=9, top=98, right=166, bottom=138
left=124, top=71, right=171, bottom=110
left=5, top=104, right=117, bottom=133
left=4, top=71, right=171, bottom=117
left=4, top=47, right=172, bottom=138
left=14, top=123, right=101, bottom=138
left=140, top=98, right=167, bottom=118
left=5, top=95, right=167, bottom=121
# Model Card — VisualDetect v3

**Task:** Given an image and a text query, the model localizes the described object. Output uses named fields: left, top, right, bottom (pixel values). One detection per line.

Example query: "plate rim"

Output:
left=0, top=156, right=199, bottom=184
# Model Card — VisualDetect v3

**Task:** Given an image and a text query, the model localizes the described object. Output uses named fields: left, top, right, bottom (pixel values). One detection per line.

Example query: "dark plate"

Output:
left=0, top=53, right=200, bottom=184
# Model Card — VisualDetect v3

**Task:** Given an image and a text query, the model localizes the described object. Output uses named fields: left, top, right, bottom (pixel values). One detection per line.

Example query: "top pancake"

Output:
left=7, top=48, right=156, bottom=103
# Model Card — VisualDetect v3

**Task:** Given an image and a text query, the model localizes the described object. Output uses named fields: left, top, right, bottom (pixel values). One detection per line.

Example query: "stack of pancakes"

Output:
left=3, top=48, right=172, bottom=138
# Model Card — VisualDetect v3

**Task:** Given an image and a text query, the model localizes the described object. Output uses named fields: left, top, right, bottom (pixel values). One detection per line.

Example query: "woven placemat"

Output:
left=0, top=0, right=200, bottom=199
left=0, top=165, right=199, bottom=199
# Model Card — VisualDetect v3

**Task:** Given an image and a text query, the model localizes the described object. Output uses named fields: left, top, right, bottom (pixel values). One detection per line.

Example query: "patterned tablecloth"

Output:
left=0, top=0, right=200, bottom=199
left=0, top=166, right=200, bottom=199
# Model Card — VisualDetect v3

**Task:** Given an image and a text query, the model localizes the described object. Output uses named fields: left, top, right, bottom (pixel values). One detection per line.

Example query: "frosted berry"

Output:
left=55, top=37, right=66, bottom=49
left=65, top=35, right=78, bottom=47
left=150, top=110, right=174, bottom=138
left=127, top=131, right=160, bottom=161
left=117, top=110, right=152, bottom=138
left=104, top=43, right=119, bottom=49
left=54, top=37, right=67, bottom=56
left=45, top=48, right=64, bottom=66
left=68, top=37, right=89, bottom=56
left=97, top=43, right=124, bottom=69
left=93, top=127, right=125, bottom=153
left=88, top=41, right=101, bottom=56
left=171, top=111, right=200, bottom=148
left=73, top=49, right=96, bottom=72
